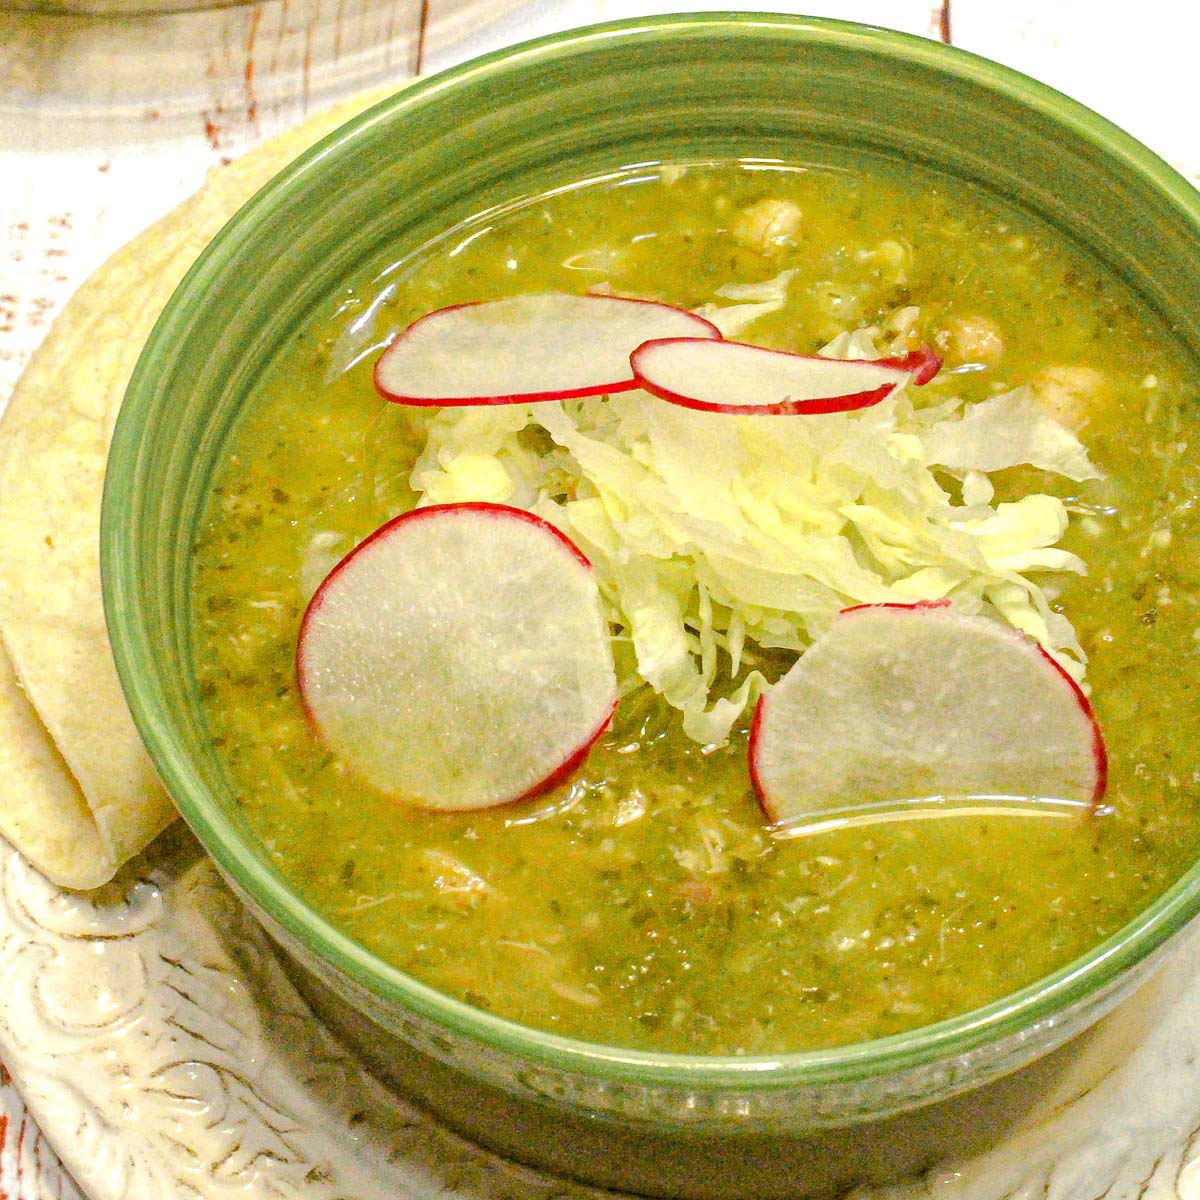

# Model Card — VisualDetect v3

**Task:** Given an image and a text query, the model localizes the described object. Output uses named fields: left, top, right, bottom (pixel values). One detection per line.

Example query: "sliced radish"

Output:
left=749, top=602, right=1106, bottom=824
left=374, top=293, right=722, bottom=406
left=630, top=338, right=940, bottom=415
left=296, top=502, right=617, bottom=811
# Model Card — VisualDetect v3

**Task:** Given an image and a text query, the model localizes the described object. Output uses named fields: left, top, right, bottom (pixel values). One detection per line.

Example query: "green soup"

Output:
left=192, top=160, right=1200, bottom=1055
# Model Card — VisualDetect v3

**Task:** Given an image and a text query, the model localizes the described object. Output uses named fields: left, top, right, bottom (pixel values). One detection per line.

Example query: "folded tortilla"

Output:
left=0, top=85, right=397, bottom=889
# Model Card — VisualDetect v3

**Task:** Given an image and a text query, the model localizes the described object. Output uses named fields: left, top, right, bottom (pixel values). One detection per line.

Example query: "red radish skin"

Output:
left=1030, top=643, right=1108, bottom=808
left=876, top=345, right=943, bottom=385
left=374, top=293, right=722, bottom=407
left=748, top=602, right=1106, bottom=825
left=506, top=711, right=617, bottom=807
left=296, top=502, right=618, bottom=811
left=838, top=598, right=952, bottom=617
left=630, top=338, right=940, bottom=416
left=745, top=693, right=769, bottom=812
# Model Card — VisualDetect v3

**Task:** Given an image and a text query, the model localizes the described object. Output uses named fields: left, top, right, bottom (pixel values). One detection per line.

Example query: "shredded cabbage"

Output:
left=693, top=270, right=798, bottom=337
left=407, top=319, right=1099, bottom=745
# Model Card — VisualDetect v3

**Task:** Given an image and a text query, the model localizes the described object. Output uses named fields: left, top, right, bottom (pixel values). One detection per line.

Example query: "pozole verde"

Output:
left=191, top=159, right=1200, bottom=1055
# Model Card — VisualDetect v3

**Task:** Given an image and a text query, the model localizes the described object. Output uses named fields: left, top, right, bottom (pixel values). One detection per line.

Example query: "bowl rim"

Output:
left=104, top=10, right=1200, bottom=1089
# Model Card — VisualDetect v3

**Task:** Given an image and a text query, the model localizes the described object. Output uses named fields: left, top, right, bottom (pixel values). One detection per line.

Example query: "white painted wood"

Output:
left=421, top=0, right=941, bottom=75
left=951, top=0, right=1200, bottom=181
left=0, top=0, right=424, bottom=403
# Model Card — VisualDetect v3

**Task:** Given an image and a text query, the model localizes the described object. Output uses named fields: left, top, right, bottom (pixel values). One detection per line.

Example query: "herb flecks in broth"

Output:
left=192, top=162, right=1200, bottom=1055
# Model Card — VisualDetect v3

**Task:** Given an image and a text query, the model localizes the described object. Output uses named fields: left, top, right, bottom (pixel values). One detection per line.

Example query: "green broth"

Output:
left=192, top=161, right=1200, bottom=1054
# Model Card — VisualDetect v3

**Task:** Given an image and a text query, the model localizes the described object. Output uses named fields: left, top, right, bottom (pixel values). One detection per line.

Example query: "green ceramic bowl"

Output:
left=102, top=14, right=1200, bottom=1198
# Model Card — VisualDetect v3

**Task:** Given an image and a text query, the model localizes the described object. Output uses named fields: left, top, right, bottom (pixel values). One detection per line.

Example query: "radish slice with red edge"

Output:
left=296, top=502, right=618, bottom=811
left=374, top=293, right=722, bottom=406
left=631, top=338, right=941, bottom=415
left=749, top=601, right=1106, bottom=824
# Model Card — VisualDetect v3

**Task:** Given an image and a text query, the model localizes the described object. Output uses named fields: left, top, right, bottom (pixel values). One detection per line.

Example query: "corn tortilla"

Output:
left=0, top=85, right=398, bottom=889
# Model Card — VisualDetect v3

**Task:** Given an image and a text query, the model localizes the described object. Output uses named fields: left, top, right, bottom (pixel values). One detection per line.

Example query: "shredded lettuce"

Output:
left=406, top=319, right=1099, bottom=744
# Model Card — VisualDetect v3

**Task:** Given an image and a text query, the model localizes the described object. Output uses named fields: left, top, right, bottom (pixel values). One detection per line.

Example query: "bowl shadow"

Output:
left=279, top=945, right=1164, bottom=1200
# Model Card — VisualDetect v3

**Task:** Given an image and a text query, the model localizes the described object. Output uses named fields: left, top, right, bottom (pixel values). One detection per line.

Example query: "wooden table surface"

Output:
left=3, top=1, right=1200, bottom=1195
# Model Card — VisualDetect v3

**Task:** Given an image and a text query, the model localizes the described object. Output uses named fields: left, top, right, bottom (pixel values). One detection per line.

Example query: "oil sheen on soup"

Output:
left=192, top=160, right=1200, bottom=1055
